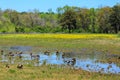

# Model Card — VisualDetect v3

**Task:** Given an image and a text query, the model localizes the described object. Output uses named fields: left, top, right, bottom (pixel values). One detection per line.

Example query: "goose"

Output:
left=16, top=52, right=23, bottom=58
left=64, top=58, right=76, bottom=66
left=62, top=52, right=65, bottom=58
left=6, top=64, right=10, bottom=68
left=30, top=53, right=40, bottom=60
left=17, top=64, right=23, bottom=69
left=8, top=52, right=14, bottom=57
left=56, top=50, right=59, bottom=54
left=1, top=50, right=4, bottom=55
left=44, top=50, right=50, bottom=55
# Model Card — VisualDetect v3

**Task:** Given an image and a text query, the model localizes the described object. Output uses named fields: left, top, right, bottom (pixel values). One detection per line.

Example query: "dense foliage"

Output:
left=0, top=3, right=120, bottom=33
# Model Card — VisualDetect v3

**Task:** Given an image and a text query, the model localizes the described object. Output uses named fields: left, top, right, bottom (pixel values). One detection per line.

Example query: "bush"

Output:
left=32, top=26, right=62, bottom=33
left=1, top=30, right=7, bottom=33
left=15, top=27, right=25, bottom=33
left=8, top=69, right=16, bottom=73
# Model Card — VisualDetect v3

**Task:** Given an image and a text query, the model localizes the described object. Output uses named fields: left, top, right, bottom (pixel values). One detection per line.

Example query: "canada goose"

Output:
left=19, top=52, right=23, bottom=54
left=30, top=53, right=40, bottom=59
left=56, top=50, right=59, bottom=54
left=86, top=64, right=90, bottom=67
left=1, top=50, right=4, bottom=55
left=72, top=58, right=76, bottom=62
left=56, top=50, right=61, bottom=56
left=17, top=64, right=23, bottom=69
left=44, top=50, right=50, bottom=55
left=1, top=50, right=3, bottom=52
left=71, top=58, right=76, bottom=65
left=6, top=64, right=10, bottom=68
left=64, top=58, right=76, bottom=66
left=108, top=61, right=112, bottom=64
left=8, top=52, right=14, bottom=56
left=17, top=52, right=23, bottom=59
left=62, top=52, right=65, bottom=58
left=107, top=65, right=112, bottom=70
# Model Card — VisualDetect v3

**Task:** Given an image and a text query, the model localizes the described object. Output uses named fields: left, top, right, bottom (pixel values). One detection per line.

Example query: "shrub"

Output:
left=8, top=69, right=16, bottom=73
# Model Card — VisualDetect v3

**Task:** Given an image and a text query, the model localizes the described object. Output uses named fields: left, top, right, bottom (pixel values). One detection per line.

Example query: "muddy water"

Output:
left=0, top=46, right=120, bottom=74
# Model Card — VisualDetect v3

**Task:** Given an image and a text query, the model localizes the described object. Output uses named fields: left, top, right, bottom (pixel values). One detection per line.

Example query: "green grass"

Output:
left=0, top=34, right=120, bottom=54
left=0, top=63, right=120, bottom=80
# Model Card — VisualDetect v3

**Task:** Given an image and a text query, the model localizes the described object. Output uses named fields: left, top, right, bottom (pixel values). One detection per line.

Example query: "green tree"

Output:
left=59, top=8, right=77, bottom=33
left=89, top=8, right=96, bottom=33
left=109, top=3, right=120, bottom=33
left=77, top=8, right=90, bottom=32
left=97, top=7, right=112, bottom=33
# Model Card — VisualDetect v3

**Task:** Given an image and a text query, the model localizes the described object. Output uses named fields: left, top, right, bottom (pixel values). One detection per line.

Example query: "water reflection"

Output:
left=75, top=59, right=120, bottom=74
left=0, top=46, right=120, bottom=74
left=10, top=46, right=32, bottom=51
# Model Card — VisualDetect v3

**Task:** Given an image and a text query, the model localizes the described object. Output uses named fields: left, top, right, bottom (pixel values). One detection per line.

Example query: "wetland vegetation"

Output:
left=0, top=33, right=120, bottom=80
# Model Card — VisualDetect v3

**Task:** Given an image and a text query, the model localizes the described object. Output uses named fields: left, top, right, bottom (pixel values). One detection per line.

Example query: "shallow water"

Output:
left=0, top=46, right=120, bottom=74
left=10, top=46, right=32, bottom=51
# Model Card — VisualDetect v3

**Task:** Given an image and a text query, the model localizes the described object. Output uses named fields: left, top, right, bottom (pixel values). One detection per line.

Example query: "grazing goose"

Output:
left=1, top=50, right=4, bottom=55
left=108, top=61, right=112, bottom=64
left=17, top=64, right=23, bottom=69
left=16, top=52, right=23, bottom=59
left=1, top=50, right=3, bottom=52
left=56, top=50, right=59, bottom=54
left=6, top=64, right=10, bottom=68
left=19, top=52, right=23, bottom=54
left=8, top=52, right=14, bottom=57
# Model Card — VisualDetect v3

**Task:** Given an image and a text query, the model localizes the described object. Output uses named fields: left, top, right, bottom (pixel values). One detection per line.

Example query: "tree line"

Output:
left=0, top=3, right=120, bottom=33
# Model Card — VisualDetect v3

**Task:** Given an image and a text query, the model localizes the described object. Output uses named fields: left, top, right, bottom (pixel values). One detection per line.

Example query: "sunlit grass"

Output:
left=0, top=63, right=119, bottom=80
left=0, top=33, right=120, bottom=54
left=0, top=33, right=117, bottom=39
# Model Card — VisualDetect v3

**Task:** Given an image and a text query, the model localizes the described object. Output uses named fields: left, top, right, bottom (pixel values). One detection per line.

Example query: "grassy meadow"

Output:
left=0, top=33, right=120, bottom=54
left=0, top=63, right=120, bottom=80
left=0, top=33, right=120, bottom=80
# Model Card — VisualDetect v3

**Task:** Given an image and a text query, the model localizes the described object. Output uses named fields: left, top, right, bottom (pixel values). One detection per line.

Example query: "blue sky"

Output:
left=0, top=0, right=120, bottom=12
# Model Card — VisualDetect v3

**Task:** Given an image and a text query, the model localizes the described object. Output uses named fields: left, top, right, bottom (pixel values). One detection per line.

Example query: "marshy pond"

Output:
left=0, top=46, right=120, bottom=74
